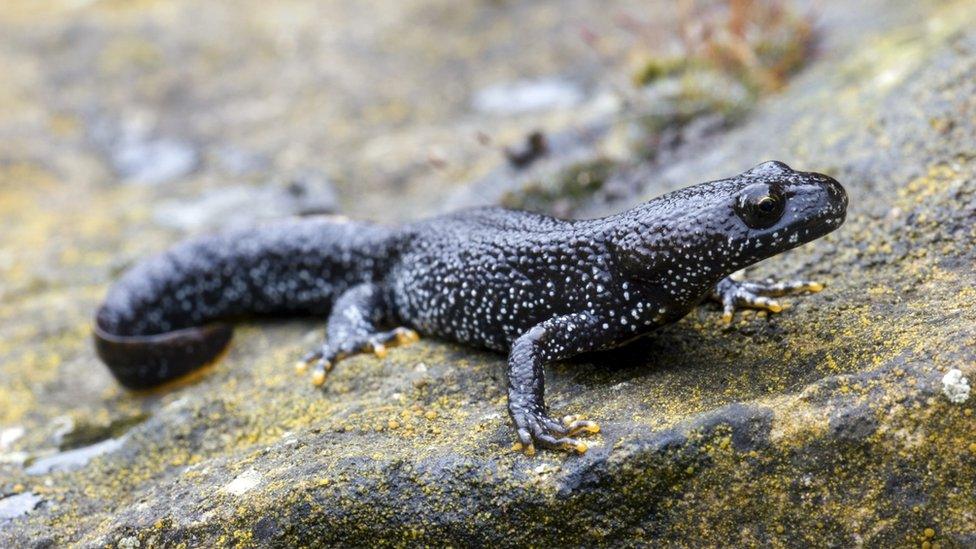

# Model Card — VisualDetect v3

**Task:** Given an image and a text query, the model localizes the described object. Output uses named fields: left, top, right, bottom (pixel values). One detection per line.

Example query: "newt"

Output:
left=94, top=161, right=847, bottom=454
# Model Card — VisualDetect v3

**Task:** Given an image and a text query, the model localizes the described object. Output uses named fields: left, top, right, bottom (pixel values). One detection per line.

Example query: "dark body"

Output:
left=95, top=161, right=848, bottom=453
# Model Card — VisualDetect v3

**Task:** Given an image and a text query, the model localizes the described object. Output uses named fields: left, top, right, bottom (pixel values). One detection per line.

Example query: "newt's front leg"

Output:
left=710, top=275, right=824, bottom=323
left=508, top=313, right=602, bottom=455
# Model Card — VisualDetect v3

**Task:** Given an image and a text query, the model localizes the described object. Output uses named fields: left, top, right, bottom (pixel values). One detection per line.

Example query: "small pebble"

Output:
left=941, top=369, right=970, bottom=404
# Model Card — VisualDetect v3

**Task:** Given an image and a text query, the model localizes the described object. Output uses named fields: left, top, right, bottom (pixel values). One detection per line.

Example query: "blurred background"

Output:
left=3, top=0, right=976, bottom=545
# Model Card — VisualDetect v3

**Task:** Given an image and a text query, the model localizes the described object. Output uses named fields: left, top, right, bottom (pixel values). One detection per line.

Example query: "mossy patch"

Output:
left=500, top=158, right=616, bottom=216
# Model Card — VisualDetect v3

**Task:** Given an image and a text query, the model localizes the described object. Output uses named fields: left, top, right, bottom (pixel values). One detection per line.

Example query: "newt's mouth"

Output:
left=809, top=175, right=848, bottom=235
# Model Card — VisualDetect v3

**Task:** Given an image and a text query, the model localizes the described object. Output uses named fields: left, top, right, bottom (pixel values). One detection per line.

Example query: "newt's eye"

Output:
left=736, top=184, right=785, bottom=229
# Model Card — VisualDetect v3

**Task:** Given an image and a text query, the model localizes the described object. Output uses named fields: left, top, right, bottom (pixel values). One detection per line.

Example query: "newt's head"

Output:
left=723, top=160, right=847, bottom=254
left=611, top=161, right=847, bottom=298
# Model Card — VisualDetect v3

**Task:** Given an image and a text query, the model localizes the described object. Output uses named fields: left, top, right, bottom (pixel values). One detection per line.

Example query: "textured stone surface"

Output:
left=2, top=0, right=976, bottom=547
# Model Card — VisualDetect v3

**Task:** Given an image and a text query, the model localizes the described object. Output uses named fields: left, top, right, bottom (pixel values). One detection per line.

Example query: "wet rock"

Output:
left=152, top=170, right=338, bottom=232
left=212, top=146, right=270, bottom=178
left=221, top=469, right=262, bottom=496
left=0, top=492, right=43, bottom=520
left=828, top=404, right=878, bottom=442
left=112, top=137, right=198, bottom=185
left=25, top=436, right=127, bottom=475
left=691, top=403, right=773, bottom=452
left=89, top=112, right=199, bottom=185
left=282, top=170, right=340, bottom=217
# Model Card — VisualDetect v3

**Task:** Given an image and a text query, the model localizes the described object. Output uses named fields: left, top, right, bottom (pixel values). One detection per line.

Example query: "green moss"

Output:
left=631, top=1, right=815, bottom=95
left=500, top=158, right=617, bottom=215
left=633, top=57, right=689, bottom=87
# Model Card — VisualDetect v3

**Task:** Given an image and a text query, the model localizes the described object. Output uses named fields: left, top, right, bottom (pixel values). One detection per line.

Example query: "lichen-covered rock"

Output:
left=1, top=0, right=976, bottom=547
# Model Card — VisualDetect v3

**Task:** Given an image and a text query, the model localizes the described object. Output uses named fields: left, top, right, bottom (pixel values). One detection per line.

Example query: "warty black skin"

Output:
left=94, top=161, right=848, bottom=453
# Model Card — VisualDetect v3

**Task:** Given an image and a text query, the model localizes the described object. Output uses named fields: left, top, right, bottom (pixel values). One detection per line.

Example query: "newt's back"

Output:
left=388, top=207, right=610, bottom=350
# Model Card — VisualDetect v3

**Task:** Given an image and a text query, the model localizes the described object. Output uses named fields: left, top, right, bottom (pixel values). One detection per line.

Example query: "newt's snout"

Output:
left=825, top=175, right=848, bottom=208
left=805, top=171, right=848, bottom=235
left=756, top=169, right=847, bottom=247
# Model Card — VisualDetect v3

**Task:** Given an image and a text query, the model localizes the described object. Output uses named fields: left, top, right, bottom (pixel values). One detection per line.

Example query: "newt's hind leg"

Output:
left=295, top=283, right=419, bottom=386
left=710, top=275, right=824, bottom=323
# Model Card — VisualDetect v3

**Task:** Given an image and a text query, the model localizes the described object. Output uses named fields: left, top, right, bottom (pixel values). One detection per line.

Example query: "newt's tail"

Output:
left=93, top=322, right=234, bottom=389
left=94, top=217, right=396, bottom=389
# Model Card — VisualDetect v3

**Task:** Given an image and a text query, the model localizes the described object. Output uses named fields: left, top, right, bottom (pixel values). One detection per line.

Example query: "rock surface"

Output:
left=1, top=0, right=976, bottom=547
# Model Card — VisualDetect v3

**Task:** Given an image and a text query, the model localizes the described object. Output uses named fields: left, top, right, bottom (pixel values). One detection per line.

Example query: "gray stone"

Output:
left=0, top=493, right=43, bottom=520
left=472, top=79, right=584, bottom=115
left=152, top=171, right=338, bottom=232
left=25, top=436, right=126, bottom=476
left=113, top=137, right=198, bottom=185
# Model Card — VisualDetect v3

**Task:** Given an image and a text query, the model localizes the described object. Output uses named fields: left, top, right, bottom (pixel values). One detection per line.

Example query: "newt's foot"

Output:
left=712, top=276, right=824, bottom=323
left=510, top=407, right=600, bottom=455
left=295, top=327, right=420, bottom=386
